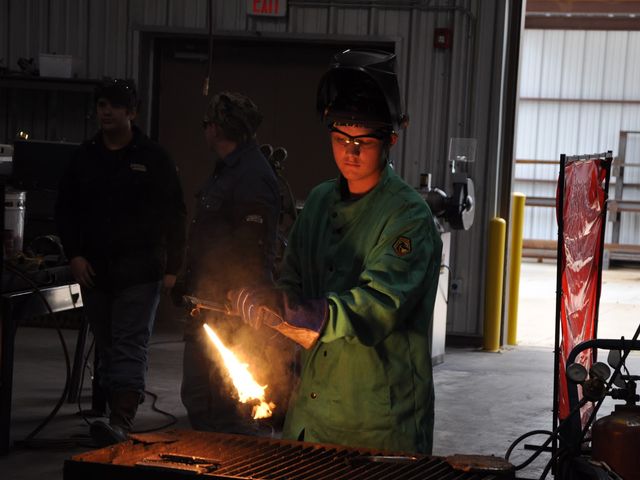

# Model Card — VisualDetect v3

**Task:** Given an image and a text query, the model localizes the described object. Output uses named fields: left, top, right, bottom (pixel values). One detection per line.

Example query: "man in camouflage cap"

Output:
left=180, top=92, right=284, bottom=433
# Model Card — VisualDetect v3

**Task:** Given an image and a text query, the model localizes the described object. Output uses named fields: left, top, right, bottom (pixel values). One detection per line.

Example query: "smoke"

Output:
left=200, top=309, right=297, bottom=424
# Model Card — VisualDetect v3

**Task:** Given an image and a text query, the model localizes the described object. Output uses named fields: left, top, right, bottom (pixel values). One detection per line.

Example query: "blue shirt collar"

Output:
left=219, top=140, right=257, bottom=168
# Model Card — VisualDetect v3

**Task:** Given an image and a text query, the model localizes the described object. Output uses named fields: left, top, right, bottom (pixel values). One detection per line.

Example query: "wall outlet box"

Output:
left=39, top=53, right=78, bottom=78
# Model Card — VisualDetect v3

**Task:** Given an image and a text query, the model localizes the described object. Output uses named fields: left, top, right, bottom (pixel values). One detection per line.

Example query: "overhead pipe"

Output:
left=203, top=0, right=214, bottom=97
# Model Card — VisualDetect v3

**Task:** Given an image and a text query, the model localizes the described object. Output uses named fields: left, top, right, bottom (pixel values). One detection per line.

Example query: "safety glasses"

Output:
left=330, top=127, right=385, bottom=149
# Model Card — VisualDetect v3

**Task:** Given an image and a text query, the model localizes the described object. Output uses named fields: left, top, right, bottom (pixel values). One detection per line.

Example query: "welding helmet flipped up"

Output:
left=316, top=49, right=408, bottom=134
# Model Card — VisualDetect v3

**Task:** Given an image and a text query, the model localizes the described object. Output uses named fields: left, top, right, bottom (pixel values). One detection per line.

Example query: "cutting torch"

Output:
left=183, top=295, right=234, bottom=317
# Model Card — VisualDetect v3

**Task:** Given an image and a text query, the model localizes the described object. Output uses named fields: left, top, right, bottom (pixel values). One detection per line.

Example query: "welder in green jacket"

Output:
left=229, top=49, right=442, bottom=454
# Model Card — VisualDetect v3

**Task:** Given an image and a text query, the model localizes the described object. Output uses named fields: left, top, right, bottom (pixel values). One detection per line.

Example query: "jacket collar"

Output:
left=337, top=164, right=393, bottom=201
left=218, top=141, right=257, bottom=168
left=90, top=125, right=151, bottom=151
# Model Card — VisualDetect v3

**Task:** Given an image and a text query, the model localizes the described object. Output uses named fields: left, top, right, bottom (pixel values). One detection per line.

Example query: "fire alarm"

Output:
left=434, top=28, right=452, bottom=49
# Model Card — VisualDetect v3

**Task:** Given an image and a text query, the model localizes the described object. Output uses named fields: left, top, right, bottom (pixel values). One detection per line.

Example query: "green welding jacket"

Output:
left=279, top=165, right=442, bottom=454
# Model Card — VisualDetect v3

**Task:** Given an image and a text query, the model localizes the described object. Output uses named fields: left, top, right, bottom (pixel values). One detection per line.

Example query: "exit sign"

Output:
left=247, top=0, right=287, bottom=17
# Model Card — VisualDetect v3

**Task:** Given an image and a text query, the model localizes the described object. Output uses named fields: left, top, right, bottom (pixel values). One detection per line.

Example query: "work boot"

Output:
left=90, top=390, right=141, bottom=447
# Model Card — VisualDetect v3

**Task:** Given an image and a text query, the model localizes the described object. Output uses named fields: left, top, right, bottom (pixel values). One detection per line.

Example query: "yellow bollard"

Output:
left=483, top=217, right=506, bottom=352
left=507, top=193, right=526, bottom=345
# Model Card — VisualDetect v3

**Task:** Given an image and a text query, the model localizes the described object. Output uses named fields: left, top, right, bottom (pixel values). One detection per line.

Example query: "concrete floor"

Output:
left=2, top=261, right=639, bottom=480
left=516, top=260, right=640, bottom=347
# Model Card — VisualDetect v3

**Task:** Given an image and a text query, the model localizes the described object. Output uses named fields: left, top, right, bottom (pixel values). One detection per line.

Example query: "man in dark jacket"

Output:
left=180, top=92, right=284, bottom=433
left=56, top=78, right=187, bottom=445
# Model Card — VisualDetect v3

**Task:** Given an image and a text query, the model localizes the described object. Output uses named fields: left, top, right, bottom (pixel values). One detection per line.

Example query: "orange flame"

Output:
left=203, top=323, right=275, bottom=419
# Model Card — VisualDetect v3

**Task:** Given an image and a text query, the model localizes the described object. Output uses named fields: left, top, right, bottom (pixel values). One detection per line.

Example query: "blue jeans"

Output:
left=82, top=281, right=162, bottom=394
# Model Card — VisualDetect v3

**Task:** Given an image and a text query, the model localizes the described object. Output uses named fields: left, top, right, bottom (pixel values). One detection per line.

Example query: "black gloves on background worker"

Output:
left=227, top=288, right=327, bottom=349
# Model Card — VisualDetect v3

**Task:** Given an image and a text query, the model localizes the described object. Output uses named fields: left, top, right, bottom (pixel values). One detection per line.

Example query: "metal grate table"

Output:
left=64, top=429, right=518, bottom=480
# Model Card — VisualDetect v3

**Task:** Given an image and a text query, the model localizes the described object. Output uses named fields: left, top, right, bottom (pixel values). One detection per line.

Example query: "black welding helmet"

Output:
left=317, top=49, right=408, bottom=133
left=94, top=78, right=138, bottom=110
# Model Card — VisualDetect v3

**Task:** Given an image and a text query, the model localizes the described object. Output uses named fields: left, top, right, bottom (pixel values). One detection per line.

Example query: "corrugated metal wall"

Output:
left=515, top=29, right=640, bottom=244
left=619, top=132, right=640, bottom=243
left=0, top=0, right=515, bottom=338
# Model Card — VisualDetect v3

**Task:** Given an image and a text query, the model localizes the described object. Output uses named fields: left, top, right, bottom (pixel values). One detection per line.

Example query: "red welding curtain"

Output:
left=557, top=159, right=607, bottom=424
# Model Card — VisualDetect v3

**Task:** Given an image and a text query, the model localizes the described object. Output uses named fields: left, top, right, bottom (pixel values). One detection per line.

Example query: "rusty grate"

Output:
left=63, top=430, right=513, bottom=480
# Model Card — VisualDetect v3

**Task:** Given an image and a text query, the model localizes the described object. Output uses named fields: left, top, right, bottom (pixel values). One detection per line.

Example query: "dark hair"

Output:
left=204, top=92, right=263, bottom=144
left=95, top=78, right=138, bottom=110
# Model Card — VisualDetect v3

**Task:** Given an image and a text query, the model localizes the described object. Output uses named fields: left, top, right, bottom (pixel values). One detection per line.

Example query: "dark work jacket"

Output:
left=185, top=141, right=279, bottom=303
left=55, top=127, right=187, bottom=290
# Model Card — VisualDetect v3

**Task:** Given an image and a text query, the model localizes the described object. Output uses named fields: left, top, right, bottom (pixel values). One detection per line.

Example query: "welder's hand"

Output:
left=162, top=274, right=177, bottom=295
left=227, top=288, right=277, bottom=329
left=170, top=278, right=187, bottom=307
left=228, top=288, right=328, bottom=349
left=183, top=295, right=201, bottom=317
left=70, top=256, right=95, bottom=289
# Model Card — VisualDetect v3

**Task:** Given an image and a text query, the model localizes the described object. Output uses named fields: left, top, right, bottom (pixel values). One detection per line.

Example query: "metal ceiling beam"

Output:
left=525, top=0, right=640, bottom=28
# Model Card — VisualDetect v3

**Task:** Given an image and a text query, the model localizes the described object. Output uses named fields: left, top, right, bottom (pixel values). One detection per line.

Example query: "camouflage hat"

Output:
left=204, top=92, right=263, bottom=143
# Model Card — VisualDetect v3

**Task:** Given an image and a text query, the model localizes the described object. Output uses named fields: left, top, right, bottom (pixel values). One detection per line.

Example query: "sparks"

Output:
left=203, top=323, right=275, bottom=419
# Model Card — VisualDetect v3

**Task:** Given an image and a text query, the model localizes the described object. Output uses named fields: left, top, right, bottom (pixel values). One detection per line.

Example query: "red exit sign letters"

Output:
left=248, top=0, right=287, bottom=17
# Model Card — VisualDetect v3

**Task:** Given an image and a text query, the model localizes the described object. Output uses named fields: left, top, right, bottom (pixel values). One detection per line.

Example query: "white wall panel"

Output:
left=534, top=103, right=560, bottom=176
left=619, top=133, right=639, bottom=245
left=625, top=33, right=640, bottom=99
left=48, top=0, right=90, bottom=75
left=140, top=0, right=169, bottom=26
left=539, top=30, right=564, bottom=98
left=599, top=105, right=624, bottom=152
left=249, top=15, right=288, bottom=33
left=515, top=102, right=539, bottom=158
left=214, top=0, right=245, bottom=30
left=288, top=6, right=329, bottom=34
left=168, top=0, right=207, bottom=28
left=560, top=31, right=586, bottom=98
left=619, top=214, right=638, bottom=243
left=87, top=0, right=130, bottom=79
left=556, top=104, right=581, bottom=155
left=622, top=105, right=640, bottom=130
left=577, top=104, right=603, bottom=153
left=620, top=132, right=640, bottom=244
left=624, top=134, right=640, bottom=184
left=335, top=8, right=371, bottom=35
left=604, top=31, right=628, bottom=100
left=516, top=29, right=640, bottom=245
left=581, top=31, right=607, bottom=99
left=519, top=29, right=543, bottom=98
left=8, top=0, right=49, bottom=69
left=0, top=0, right=8, bottom=66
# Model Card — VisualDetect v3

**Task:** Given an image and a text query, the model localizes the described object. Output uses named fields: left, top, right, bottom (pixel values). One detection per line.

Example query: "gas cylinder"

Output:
left=592, top=405, right=640, bottom=480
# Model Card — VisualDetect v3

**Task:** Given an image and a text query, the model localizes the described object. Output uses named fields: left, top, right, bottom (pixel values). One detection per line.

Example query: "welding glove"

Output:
left=227, top=288, right=328, bottom=349
left=170, top=277, right=188, bottom=307
left=227, top=287, right=278, bottom=329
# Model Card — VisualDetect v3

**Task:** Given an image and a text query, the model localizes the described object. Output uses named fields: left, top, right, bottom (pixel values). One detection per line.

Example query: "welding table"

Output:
left=64, top=429, right=526, bottom=480
left=0, top=277, right=84, bottom=454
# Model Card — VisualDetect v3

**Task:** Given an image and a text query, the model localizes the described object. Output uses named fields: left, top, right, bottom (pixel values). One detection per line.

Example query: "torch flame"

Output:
left=203, top=323, right=275, bottom=419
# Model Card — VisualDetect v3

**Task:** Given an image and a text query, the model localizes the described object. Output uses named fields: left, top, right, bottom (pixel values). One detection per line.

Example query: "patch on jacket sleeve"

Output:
left=393, top=236, right=412, bottom=256
left=130, top=163, right=148, bottom=172
left=244, top=214, right=264, bottom=224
